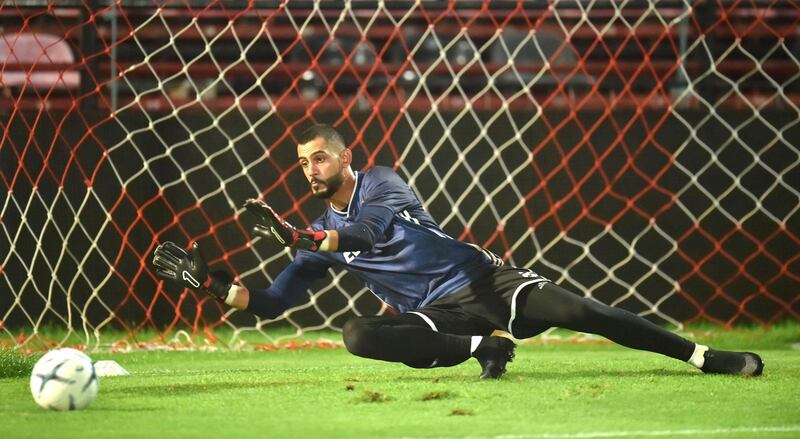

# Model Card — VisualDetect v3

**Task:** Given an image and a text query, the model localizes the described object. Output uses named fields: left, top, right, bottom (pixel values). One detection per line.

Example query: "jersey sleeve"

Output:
left=334, top=167, right=417, bottom=251
left=245, top=249, right=330, bottom=319
left=336, top=204, right=396, bottom=251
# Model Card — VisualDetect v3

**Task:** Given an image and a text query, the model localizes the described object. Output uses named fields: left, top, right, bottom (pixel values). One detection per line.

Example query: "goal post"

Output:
left=1, top=1, right=798, bottom=350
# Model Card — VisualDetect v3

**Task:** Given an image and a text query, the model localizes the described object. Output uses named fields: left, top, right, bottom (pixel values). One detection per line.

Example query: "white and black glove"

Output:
left=152, top=241, right=231, bottom=301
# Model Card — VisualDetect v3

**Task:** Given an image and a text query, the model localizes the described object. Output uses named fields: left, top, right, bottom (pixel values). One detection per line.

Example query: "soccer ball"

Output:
left=29, top=348, right=99, bottom=411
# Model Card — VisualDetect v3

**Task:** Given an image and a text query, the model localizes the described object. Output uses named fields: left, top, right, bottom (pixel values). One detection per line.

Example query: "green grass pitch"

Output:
left=1, top=324, right=799, bottom=439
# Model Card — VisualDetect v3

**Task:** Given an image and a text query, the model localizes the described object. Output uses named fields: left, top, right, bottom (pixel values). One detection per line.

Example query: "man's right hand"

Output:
left=152, top=241, right=230, bottom=301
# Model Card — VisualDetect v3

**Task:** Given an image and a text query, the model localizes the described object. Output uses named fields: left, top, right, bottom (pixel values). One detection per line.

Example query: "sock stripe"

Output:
left=470, top=336, right=483, bottom=354
left=688, top=344, right=709, bottom=369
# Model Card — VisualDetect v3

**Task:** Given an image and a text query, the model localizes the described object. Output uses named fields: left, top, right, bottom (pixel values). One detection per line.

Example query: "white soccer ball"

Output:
left=29, top=348, right=99, bottom=411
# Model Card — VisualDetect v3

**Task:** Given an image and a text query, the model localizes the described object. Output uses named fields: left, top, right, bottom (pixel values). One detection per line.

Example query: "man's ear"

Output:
left=340, top=148, right=352, bottom=167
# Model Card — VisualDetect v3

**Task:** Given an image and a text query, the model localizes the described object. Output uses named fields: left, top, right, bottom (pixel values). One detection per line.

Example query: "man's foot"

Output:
left=701, top=349, right=764, bottom=376
left=472, top=336, right=515, bottom=379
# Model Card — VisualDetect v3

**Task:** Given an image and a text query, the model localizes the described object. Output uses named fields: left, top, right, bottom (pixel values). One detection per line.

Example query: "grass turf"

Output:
left=1, top=325, right=799, bottom=439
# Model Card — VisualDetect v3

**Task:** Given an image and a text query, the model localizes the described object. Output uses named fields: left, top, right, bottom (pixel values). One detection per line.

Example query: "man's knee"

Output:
left=342, top=313, right=431, bottom=359
left=342, top=317, right=379, bottom=358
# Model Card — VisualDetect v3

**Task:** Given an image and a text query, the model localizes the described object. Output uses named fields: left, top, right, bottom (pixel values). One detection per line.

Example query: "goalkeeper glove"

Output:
left=242, top=198, right=327, bottom=251
left=152, top=241, right=231, bottom=301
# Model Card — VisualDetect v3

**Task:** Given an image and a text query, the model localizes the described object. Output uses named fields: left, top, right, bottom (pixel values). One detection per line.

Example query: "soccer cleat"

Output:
left=472, top=336, right=516, bottom=379
left=700, top=349, right=764, bottom=376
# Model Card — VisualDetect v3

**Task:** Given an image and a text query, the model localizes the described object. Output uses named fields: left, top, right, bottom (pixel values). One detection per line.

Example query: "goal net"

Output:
left=2, top=1, right=798, bottom=350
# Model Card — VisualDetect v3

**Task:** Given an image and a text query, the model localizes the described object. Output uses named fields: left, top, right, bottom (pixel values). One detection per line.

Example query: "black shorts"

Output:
left=407, top=266, right=551, bottom=338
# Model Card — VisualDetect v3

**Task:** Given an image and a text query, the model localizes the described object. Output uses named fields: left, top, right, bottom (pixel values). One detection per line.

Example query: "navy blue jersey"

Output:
left=265, top=166, right=500, bottom=313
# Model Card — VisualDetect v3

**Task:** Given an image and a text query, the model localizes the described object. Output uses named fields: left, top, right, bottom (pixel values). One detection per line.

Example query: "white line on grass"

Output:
left=392, top=425, right=800, bottom=439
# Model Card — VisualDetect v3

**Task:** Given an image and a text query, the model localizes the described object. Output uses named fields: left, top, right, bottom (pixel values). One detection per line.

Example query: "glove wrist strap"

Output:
left=203, top=275, right=232, bottom=302
left=295, top=229, right=328, bottom=251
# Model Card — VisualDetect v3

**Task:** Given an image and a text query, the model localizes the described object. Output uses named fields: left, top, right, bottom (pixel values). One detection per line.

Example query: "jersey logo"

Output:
left=520, top=269, right=551, bottom=284
left=399, top=210, right=420, bottom=225
left=344, top=251, right=361, bottom=263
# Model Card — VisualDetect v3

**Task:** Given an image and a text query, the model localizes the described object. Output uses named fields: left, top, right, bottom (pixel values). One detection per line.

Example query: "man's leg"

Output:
left=516, top=282, right=763, bottom=375
left=342, top=314, right=472, bottom=368
left=342, top=313, right=514, bottom=378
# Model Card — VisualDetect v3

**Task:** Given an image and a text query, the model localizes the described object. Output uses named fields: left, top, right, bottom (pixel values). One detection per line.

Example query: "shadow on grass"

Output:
left=509, top=368, right=700, bottom=380
left=375, top=367, right=700, bottom=383
left=102, top=379, right=313, bottom=397
left=81, top=406, right=160, bottom=412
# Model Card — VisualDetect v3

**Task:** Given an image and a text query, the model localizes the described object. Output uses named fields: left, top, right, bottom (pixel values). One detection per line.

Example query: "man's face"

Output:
left=297, top=137, right=345, bottom=199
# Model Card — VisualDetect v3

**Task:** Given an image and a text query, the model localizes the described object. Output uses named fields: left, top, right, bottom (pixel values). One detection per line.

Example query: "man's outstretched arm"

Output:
left=240, top=257, right=326, bottom=318
left=152, top=241, right=326, bottom=318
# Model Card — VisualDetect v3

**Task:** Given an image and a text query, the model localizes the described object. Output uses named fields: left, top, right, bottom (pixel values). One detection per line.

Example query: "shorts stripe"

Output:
left=508, top=279, right=547, bottom=338
left=408, top=311, right=438, bottom=332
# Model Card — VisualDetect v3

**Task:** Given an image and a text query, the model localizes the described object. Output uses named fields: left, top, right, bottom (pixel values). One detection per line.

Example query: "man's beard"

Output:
left=311, top=171, right=344, bottom=199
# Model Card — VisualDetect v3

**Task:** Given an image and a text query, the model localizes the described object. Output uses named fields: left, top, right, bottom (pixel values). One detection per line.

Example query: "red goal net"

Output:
left=1, top=1, right=798, bottom=349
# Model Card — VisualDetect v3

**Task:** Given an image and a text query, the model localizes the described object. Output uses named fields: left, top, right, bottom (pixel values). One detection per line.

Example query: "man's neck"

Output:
left=329, top=168, right=356, bottom=211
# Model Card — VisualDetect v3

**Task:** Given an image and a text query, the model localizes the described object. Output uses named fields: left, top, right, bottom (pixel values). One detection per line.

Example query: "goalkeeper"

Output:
left=152, top=124, right=763, bottom=379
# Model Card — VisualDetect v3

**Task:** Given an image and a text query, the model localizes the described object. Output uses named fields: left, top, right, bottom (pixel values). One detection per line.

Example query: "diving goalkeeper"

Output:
left=152, top=124, right=764, bottom=379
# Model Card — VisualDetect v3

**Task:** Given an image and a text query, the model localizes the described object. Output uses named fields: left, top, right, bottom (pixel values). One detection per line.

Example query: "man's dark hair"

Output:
left=297, top=124, right=346, bottom=152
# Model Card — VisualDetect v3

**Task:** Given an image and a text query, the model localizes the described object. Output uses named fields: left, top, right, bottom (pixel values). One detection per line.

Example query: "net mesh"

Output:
left=1, top=1, right=798, bottom=350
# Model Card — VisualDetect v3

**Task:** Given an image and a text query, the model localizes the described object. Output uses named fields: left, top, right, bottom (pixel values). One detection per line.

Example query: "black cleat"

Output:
left=701, top=349, right=764, bottom=376
left=472, top=336, right=516, bottom=379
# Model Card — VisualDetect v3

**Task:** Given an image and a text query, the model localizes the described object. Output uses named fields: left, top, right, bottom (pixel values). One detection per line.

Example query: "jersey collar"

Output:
left=330, top=170, right=360, bottom=217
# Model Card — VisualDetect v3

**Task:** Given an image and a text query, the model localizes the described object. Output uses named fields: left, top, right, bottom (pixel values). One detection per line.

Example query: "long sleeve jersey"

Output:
left=248, top=166, right=501, bottom=318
